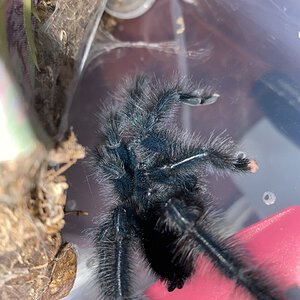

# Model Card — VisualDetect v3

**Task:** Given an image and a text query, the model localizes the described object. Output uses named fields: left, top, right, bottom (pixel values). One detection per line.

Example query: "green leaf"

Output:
left=23, top=0, right=40, bottom=70
left=31, top=5, right=40, bottom=21
left=0, top=0, right=10, bottom=66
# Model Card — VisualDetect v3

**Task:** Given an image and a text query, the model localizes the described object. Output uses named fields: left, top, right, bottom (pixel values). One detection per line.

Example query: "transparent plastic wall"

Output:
left=4, top=0, right=108, bottom=139
left=64, top=0, right=300, bottom=298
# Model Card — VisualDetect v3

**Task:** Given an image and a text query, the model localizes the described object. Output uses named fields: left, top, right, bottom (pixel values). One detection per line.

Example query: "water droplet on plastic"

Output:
left=236, top=151, right=246, bottom=160
left=86, top=257, right=96, bottom=269
left=262, top=191, right=276, bottom=205
left=67, top=199, right=77, bottom=210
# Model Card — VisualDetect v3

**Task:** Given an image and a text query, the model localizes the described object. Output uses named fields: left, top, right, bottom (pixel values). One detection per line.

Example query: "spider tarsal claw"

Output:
left=182, top=92, right=220, bottom=106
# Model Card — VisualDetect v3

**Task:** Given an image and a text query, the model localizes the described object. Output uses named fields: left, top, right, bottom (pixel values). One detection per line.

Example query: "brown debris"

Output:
left=0, top=132, right=85, bottom=299
left=42, top=243, right=77, bottom=300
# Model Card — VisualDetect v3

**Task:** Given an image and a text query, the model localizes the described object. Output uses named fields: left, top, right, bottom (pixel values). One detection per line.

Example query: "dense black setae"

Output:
left=90, top=75, right=283, bottom=300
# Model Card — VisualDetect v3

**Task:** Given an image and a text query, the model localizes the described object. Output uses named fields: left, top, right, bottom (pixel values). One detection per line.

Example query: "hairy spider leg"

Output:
left=140, top=130, right=281, bottom=299
left=93, top=102, right=139, bottom=201
left=93, top=205, right=140, bottom=300
left=132, top=95, right=280, bottom=299
left=92, top=76, right=280, bottom=300
left=121, top=76, right=252, bottom=175
left=92, top=106, right=143, bottom=299
left=123, top=75, right=217, bottom=138
left=143, top=197, right=282, bottom=300
left=121, top=75, right=229, bottom=194
left=92, top=76, right=218, bottom=299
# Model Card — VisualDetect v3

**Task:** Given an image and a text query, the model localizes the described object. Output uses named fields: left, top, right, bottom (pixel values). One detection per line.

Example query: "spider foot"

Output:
left=180, top=90, right=220, bottom=106
left=167, top=277, right=186, bottom=292
left=248, top=159, right=259, bottom=173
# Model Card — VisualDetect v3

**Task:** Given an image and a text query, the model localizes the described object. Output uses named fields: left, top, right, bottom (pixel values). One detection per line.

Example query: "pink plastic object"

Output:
left=146, top=206, right=300, bottom=300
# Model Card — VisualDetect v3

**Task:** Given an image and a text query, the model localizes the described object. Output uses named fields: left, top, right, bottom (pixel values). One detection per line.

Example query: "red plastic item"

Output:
left=146, top=206, right=300, bottom=300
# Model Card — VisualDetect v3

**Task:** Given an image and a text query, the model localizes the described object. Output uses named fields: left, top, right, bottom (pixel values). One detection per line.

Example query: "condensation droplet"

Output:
left=86, top=257, right=96, bottom=269
left=236, top=151, right=246, bottom=160
left=262, top=191, right=276, bottom=205
left=67, top=199, right=77, bottom=210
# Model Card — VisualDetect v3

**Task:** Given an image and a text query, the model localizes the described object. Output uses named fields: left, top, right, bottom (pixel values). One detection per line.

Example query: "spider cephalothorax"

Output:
left=90, top=75, right=282, bottom=300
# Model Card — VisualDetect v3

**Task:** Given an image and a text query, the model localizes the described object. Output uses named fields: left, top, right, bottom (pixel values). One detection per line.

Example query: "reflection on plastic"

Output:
left=87, top=28, right=213, bottom=70
left=105, top=0, right=156, bottom=19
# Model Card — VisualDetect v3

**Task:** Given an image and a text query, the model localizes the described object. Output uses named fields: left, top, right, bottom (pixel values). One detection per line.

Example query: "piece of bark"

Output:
left=0, top=132, right=85, bottom=300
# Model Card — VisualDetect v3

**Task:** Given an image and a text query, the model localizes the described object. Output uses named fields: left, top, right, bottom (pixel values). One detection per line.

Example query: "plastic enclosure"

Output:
left=64, top=1, right=300, bottom=299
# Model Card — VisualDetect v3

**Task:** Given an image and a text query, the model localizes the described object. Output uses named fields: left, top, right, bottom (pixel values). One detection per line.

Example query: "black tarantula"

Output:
left=90, top=75, right=282, bottom=300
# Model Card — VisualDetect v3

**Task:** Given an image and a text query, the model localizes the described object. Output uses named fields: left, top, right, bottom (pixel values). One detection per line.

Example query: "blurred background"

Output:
left=62, top=0, right=300, bottom=298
